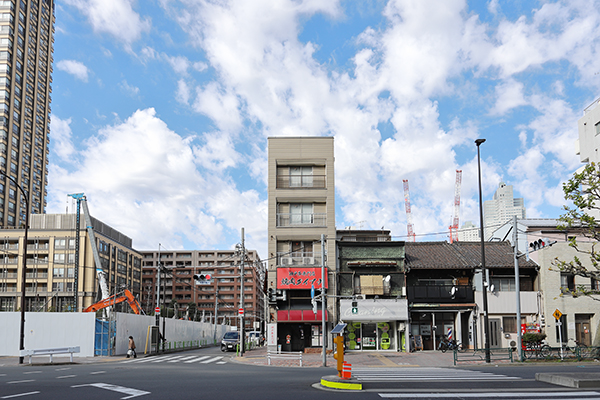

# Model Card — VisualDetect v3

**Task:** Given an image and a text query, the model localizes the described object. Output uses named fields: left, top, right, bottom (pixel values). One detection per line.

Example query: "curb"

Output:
left=320, top=375, right=362, bottom=391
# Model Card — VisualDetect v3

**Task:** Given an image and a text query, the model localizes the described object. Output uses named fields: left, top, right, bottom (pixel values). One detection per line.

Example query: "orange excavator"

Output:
left=83, top=289, right=145, bottom=315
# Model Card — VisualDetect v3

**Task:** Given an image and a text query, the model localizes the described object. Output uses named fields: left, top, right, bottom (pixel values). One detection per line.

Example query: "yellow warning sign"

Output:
left=553, top=309, right=563, bottom=320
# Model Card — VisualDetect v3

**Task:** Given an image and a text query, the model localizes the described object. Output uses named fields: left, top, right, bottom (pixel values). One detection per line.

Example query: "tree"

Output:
left=553, top=162, right=600, bottom=298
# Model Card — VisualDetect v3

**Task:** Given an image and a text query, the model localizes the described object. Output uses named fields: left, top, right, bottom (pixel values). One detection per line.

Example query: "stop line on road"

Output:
left=351, top=367, right=519, bottom=381
left=120, top=355, right=227, bottom=365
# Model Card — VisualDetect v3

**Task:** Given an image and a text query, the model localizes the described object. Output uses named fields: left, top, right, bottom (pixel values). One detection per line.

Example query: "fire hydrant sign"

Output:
left=553, top=309, right=562, bottom=321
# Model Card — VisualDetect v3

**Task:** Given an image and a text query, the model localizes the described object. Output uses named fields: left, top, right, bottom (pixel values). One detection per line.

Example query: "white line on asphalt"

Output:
left=6, top=380, right=35, bottom=384
left=56, top=375, right=77, bottom=379
left=90, top=371, right=106, bottom=375
left=170, top=356, right=198, bottom=362
left=217, top=361, right=226, bottom=364
left=379, top=391, right=600, bottom=398
left=55, top=368, right=71, bottom=371
left=166, top=356, right=188, bottom=363
left=183, top=356, right=210, bottom=363
left=72, top=383, right=150, bottom=399
left=22, top=371, right=41, bottom=374
left=151, top=355, right=184, bottom=363
left=200, top=357, right=223, bottom=364
left=0, top=391, right=41, bottom=398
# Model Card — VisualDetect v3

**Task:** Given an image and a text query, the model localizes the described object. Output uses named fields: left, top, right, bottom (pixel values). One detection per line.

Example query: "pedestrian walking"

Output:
left=127, top=336, right=137, bottom=358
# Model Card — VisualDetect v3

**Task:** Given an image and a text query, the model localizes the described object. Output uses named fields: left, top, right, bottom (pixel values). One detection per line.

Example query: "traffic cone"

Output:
left=342, top=362, right=352, bottom=379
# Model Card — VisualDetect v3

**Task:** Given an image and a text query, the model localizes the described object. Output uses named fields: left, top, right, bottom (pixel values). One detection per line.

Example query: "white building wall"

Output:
left=577, top=97, right=600, bottom=164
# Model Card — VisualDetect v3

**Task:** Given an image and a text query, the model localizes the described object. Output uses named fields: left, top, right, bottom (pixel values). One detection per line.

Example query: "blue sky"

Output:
left=48, top=0, right=600, bottom=257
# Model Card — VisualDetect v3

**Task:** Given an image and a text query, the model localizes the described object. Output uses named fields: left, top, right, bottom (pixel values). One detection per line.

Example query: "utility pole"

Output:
left=321, top=234, right=326, bottom=367
left=239, top=228, right=246, bottom=356
left=513, top=215, right=522, bottom=361
left=155, top=244, right=161, bottom=329
left=214, top=287, right=219, bottom=344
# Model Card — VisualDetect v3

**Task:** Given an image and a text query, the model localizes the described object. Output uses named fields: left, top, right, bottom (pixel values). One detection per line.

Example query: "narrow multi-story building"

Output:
left=576, top=96, right=600, bottom=165
left=0, top=213, right=143, bottom=312
left=140, top=249, right=265, bottom=332
left=483, top=182, right=526, bottom=240
left=267, top=137, right=336, bottom=352
left=0, top=0, right=54, bottom=227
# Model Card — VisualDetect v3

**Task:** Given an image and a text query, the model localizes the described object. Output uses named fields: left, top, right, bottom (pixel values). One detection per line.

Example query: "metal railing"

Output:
left=276, top=213, right=327, bottom=227
left=276, top=175, right=326, bottom=189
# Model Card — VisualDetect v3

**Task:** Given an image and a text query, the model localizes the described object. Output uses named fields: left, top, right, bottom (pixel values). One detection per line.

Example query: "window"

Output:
left=54, top=238, right=66, bottom=249
left=561, top=273, right=575, bottom=292
left=53, top=267, right=64, bottom=278
left=290, top=203, right=313, bottom=225
left=290, top=166, right=313, bottom=187
left=53, top=253, right=65, bottom=263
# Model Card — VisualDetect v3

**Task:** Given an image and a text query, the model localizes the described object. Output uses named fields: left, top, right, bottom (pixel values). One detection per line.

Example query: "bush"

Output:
left=522, top=333, right=546, bottom=343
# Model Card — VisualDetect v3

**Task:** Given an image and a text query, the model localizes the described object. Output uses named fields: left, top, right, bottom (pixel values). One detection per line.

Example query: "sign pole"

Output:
left=321, top=234, right=326, bottom=367
left=554, top=309, right=563, bottom=360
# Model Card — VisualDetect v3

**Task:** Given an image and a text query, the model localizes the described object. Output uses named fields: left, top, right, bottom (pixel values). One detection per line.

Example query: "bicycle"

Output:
left=553, top=338, right=588, bottom=359
left=522, top=341, right=551, bottom=360
left=438, top=337, right=464, bottom=353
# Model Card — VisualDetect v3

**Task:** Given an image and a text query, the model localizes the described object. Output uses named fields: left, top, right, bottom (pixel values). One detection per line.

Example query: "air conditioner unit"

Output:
left=280, top=257, right=291, bottom=266
left=303, top=257, right=314, bottom=265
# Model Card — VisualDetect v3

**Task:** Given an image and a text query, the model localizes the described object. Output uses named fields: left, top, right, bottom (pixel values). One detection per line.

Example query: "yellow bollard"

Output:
left=333, top=335, right=344, bottom=377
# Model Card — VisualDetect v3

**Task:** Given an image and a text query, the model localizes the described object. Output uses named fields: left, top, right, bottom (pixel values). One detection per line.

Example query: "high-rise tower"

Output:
left=0, top=0, right=53, bottom=227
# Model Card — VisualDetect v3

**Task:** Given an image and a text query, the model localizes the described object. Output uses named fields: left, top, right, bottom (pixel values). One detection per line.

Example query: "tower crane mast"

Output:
left=449, top=170, right=462, bottom=243
left=402, top=179, right=416, bottom=242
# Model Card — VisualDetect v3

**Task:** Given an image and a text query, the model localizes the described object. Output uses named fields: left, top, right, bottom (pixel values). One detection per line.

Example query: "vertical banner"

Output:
left=267, top=323, right=277, bottom=346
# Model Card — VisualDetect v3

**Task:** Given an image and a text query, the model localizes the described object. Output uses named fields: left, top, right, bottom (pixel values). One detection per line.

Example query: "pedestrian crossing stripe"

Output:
left=379, top=391, right=600, bottom=398
left=120, top=355, right=225, bottom=364
left=352, top=367, right=518, bottom=381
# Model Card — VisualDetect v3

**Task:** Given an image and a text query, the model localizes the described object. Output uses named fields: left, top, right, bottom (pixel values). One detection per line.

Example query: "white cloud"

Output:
left=490, top=79, right=527, bottom=115
left=47, top=108, right=264, bottom=249
left=176, top=79, right=191, bottom=105
left=49, top=116, right=76, bottom=161
left=63, top=0, right=151, bottom=49
left=56, top=60, right=89, bottom=82
left=192, top=82, right=242, bottom=133
left=119, top=80, right=140, bottom=97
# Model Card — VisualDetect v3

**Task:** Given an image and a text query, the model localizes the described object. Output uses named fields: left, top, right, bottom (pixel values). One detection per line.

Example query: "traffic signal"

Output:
left=529, top=238, right=557, bottom=251
left=193, top=273, right=212, bottom=284
left=351, top=298, right=358, bottom=315
left=268, top=288, right=276, bottom=303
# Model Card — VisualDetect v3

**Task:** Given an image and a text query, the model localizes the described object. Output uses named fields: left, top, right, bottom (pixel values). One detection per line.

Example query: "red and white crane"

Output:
left=449, top=170, right=462, bottom=243
left=403, top=179, right=416, bottom=242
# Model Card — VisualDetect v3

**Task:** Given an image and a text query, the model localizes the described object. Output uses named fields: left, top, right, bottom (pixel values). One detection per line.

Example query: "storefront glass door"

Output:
left=362, top=323, right=377, bottom=350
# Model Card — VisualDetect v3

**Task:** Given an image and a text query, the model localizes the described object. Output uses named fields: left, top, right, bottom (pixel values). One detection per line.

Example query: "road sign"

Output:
left=238, top=308, right=244, bottom=316
left=155, top=307, right=160, bottom=313
left=553, top=309, right=563, bottom=320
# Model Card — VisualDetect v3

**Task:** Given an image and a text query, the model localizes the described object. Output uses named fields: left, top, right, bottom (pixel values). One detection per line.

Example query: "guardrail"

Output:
left=454, top=348, right=514, bottom=365
left=19, top=346, right=80, bottom=364
left=267, top=350, right=303, bottom=366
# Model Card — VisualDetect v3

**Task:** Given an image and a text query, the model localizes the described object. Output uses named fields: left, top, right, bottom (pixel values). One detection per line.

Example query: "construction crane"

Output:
left=68, top=193, right=110, bottom=316
left=83, top=289, right=144, bottom=315
left=449, top=170, right=462, bottom=243
left=402, top=180, right=416, bottom=242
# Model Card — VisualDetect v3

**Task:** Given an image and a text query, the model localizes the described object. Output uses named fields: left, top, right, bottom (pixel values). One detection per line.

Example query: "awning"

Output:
left=277, top=309, right=328, bottom=322
left=347, top=261, right=398, bottom=267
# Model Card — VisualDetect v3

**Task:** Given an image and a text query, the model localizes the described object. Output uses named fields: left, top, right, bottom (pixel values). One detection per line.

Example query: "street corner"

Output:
left=318, top=375, right=363, bottom=391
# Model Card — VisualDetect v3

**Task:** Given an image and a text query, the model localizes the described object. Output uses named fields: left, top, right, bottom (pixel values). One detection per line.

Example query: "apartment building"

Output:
left=267, top=136, right=336, bottom=352
left=140, top=249, right=265, bottom=332
left=576, top=96, right=600, bottom=165
left=0, top=213, right=143, bottom=312
left=0, top=0, right=54, bottom=227
left=483, top=182, right=526, bottom=240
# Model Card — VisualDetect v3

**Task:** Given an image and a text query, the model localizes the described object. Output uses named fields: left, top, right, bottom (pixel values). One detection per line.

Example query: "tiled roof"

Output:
left=405, top=241, right=538, bottom=269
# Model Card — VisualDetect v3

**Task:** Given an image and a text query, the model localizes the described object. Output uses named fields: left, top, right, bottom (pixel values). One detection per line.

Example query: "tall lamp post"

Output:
left=1, top=173, right=30, bottom=365
left=475, top=138, right=491, bottom=364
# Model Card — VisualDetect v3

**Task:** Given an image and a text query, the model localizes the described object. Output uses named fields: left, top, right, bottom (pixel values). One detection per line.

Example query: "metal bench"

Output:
left=19, top=346, right=81, bottom=364
left=267, top=351, right=303, bottom=366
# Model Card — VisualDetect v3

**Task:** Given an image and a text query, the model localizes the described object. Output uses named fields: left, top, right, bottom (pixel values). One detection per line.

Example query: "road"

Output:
left=2, top=347, right=600, bottom=399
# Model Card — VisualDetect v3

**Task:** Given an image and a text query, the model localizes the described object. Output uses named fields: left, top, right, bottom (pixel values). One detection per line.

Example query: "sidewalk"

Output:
left=231, top=346, right=456, bottom=368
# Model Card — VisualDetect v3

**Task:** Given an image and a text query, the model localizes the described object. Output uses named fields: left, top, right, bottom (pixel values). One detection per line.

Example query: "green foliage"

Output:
left=553, top=163, right=600, bottom=299
left=522, top=332, right=546, bottom=343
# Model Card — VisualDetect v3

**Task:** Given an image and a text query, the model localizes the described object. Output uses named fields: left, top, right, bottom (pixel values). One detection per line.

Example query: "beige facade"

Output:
left=0, top=213, right=143, bottom=313
left=0, top=0, right=54, bottom=227
left=140, top=249, right=265, bottom=330
left=267, top=137, right=336, bottom=351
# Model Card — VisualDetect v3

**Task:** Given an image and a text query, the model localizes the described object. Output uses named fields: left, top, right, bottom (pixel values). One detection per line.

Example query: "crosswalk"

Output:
left=120, top=355, right=227, bottom=365
left=351, top=367, right=519, bottom=382
left=378, top=391, right=600, bottom=399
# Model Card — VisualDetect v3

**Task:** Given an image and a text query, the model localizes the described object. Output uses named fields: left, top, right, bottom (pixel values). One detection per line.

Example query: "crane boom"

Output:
left=69, top=194, right=110, bottom=302
left=402, top=179, right=416, bottom=242
left=449, top=170, right=462, bottom=243
left=83, top=289, right=144, bottom=315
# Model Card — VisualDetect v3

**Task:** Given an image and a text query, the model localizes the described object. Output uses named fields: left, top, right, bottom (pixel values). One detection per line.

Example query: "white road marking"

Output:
left=1, top=391, right=40, bottom=398
left=6, top=380, right=35, bottom=384
left=22, top=371, right=41, bottom=375
left=56, top=375, right=76, bottom=379
left=200, top=357, right=223, bottom=364
left=90, top=371, right=106, bottom=375
left=72, top=383, right=150, bottom=399
left=379, top=392, right=600, bottom=398
left=183, top=356, right=210, bottom=363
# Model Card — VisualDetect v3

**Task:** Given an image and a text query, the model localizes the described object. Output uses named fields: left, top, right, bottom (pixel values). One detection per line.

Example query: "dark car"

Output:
left=221, top=331, right=240, bottom=352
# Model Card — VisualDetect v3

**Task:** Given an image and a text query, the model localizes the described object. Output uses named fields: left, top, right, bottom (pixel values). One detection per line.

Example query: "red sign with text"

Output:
left=277, top=267, right=328, bottom=290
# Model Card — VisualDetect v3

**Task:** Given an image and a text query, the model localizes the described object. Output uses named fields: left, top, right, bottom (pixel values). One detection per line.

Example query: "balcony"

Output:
left=277, top=252, right=322, bottom=266
left=276, top=174, right=325, bottom=189
left=407, top=284, right=474, bottom=303
left=276, top=213, right=326, bottom=227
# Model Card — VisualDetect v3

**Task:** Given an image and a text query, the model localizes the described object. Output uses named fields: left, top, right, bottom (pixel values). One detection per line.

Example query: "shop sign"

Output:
left=277, top=267, right=328, bottom=289
left=267, top=323, right=277, bottom=346
left=340, top=299, right=408, bottom=321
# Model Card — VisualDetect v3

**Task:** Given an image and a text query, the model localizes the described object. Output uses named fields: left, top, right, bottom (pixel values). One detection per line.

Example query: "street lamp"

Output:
left=475, top=138, right=491, bottom=364
left=1, top=173, right=30, bottom=365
